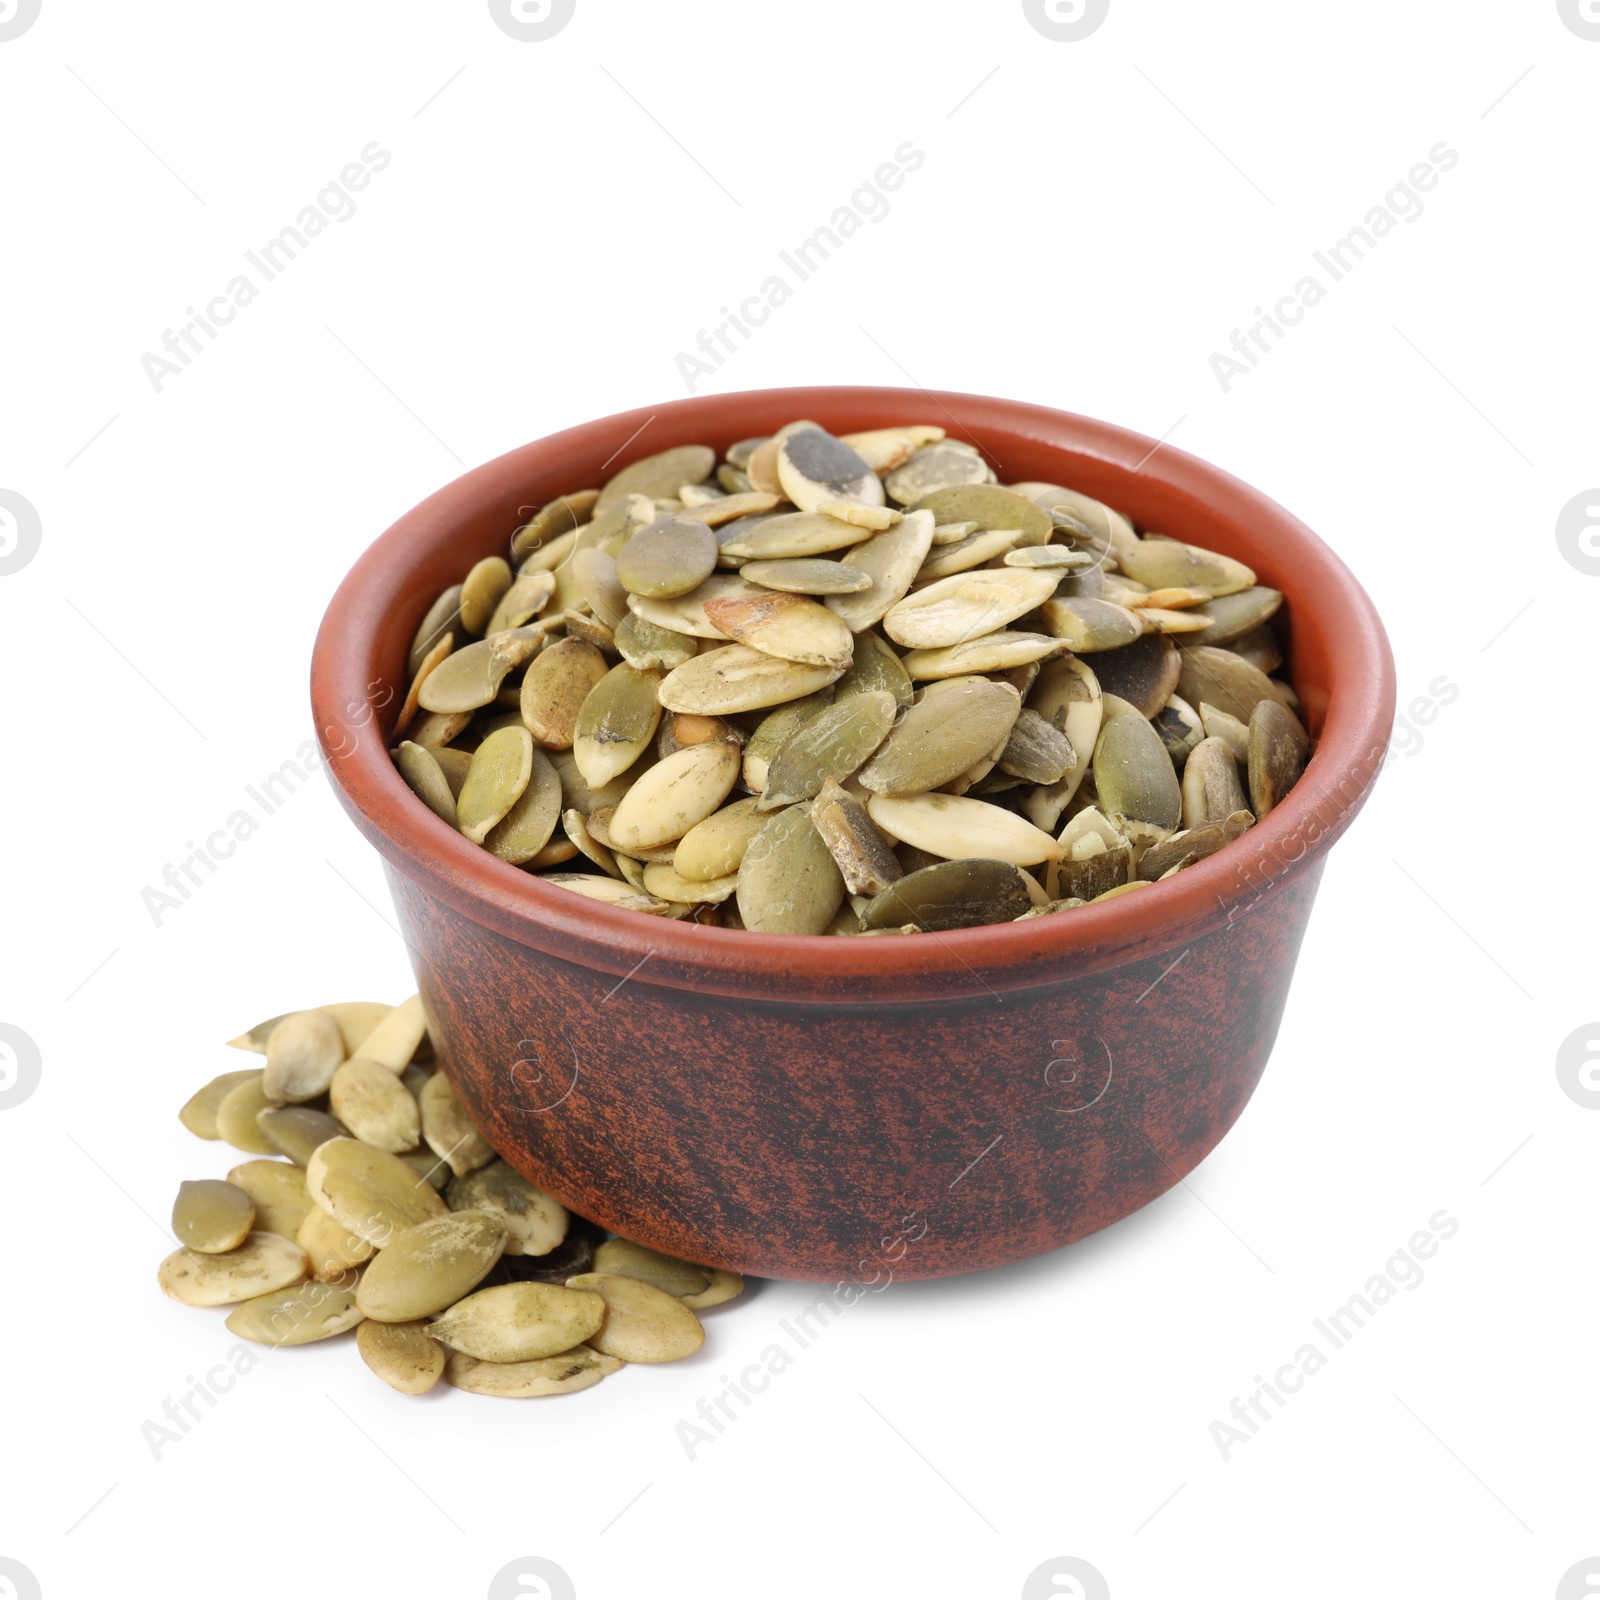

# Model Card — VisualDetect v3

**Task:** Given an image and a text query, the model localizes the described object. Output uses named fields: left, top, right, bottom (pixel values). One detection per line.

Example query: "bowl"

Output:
left=311, top=387, right=1394, bottom=1283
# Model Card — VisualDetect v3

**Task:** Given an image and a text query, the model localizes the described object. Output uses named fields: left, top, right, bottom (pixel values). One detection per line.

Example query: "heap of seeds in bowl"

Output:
left=161, top=996, right=738, bottom=1396
left=390, top=421, right=1308, bottom=934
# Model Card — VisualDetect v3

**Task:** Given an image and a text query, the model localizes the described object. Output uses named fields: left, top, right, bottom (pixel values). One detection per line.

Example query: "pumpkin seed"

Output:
left=682, top=1269, right=744, bottom=1310
left=1181, top=737, right=1250, bottom=829
left=306, top=1137, right=449, bottom=1246
left=1228, top=623, right=1283, bottom=675
left=915, top=526, right=1022, bottom=579
left=353, top=995, right=428, bottom=1073
left=227, top=1159, right=316, bottom=1239
left=725, top=436, right=768, bottom=469
left=444, top=1346, right=621, bottom=1398
left=626, top=573, right=768, bottom=639
left=484, top=571, right=557, bottom=636
left=408, top=585, right=463, bottom=679
left=1092, top=713, right=1182, bottom=841
left=1116, top=537, right=1255, bottom=597
left=702, top=588, right=855, bottom=669
left=614, top=609, right=698, bottom=671
left=998, top=708, right=1074, bottom=785
left=866, top=792, right=1064, bottom=866
left=1176, top=646, right=1282, bottom=725
left=356, top=1210, right=508, bottom=1322
left=172, top=1179, right=255, bottom=1253
left=739, top=558, right=872, bottom=594
left=562, top=807, right=618, bottom=876
left=393, top=741, right=459, bottom=827
left=542, top=873, right=673, bottom=913
left=1004, top=546, right=1095, bottom=570
left=720, top=511, right=869, bottom=561
left=592, top=1238, right=711, bottom=1298
left=297, top=1206, right=377, bottom=1280
left=736, top=803, right=846, bottom=934
left=179, top=1070, right=262, bottom=1140
left=810, top=777, right=903, bottom=895
left=215, top=1075, right=279, bottom=1154
left=227, top=1279, right=363, bottom=1345
left=885, top=443, right=993, bottom=504
left=912, top=484, right=1053, bottom=546
left=1247, top=699, right=1310, bottom=818
left=329, top=1058, right=420, bottom=1153
left=1198, top=701, right=1252, bottom=763
left=456, top=725, right=534, bottom=845
left=1027, top=484, right=1139, bottom=556
left=1137, top=814, right=1253, bottom=881
left=838, top=424, right=945, bottom=472
left=447, top=1161, right=568, bottom=1257
left=1139, top=606, right=1215, bottom=636
left=609, top=741, right=740, bottom=851
left=399, top=1147, right=453, bottom=1191
left=1151, top=694, right=1204, bottom=767
left=428, top=1281, right=606, bottom=1362
left=677, top=490, right=784, bottom=526
left=759, top=690, right=897, bottom=809
left=742, top=689, right=835, bottom=790
left=832, top=629, right=914, bottom=708
left=883, top=568, right=1059, bottom=649
left=569, top=546, right=628, bottom=629
left=572, top=664, right=665, bottom=786
left=859, top=678, right=1020, bottom=795
left=860, top=857, right=1034, bottom=931
left=899, top=631, right=1061, bottom=679
left=562, top=609, right=615, bottom=652
left=392, top=631, right=456, bottom=739
left=673, top=795, right=766, bottom=881
left=658, top=645, right=843, bottom=716
left=511, top=491, right=600, bottom=564
left=158, top=1232, right=308, bottom=1308
left=1041, top=597, right=1144, bottom=652
left=256, top=1106, right=345, bottom=1167
left=418, top=638, right=516, bottom=714
left=418, top=1074, right=495, bottom=1177
left=777, top=427, right=883, bottom=514
left=358, top=1319, right=447, bottom=1393
left=262, top=1008, right=345, bottom=1104
left=616, top=516, right=718, bottom=599
left=824, top=511, right=935, bottom=633
left=484, top=745, right=562, bottom=864
left=564, top=1272, right=706, bottom=1363
left=1085, top=633, right=1181, bottom=719
left=409, top=709, right=472, bottom=748
left=596, top=444, right=715, bottom=512
left=459, top=556, right=514, bottom=636
left=642, top=862, right=739, bottom=904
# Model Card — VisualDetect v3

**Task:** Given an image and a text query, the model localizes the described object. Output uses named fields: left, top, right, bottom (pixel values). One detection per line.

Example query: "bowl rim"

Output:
left=311, top=386, right=1395, bottom=1005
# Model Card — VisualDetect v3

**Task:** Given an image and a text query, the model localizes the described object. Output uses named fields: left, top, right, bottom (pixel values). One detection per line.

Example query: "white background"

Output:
left=1, top=2, right=1596, bottom=1597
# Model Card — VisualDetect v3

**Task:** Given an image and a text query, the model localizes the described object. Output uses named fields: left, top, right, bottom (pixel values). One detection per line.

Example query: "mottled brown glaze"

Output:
left=311, top=388, right=1395, bottom=1282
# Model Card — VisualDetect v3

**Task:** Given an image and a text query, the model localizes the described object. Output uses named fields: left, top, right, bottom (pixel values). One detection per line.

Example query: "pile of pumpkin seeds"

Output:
left=391, top=421, right=1308, bottom=933
left=161, top=997, right=740, bottom=1397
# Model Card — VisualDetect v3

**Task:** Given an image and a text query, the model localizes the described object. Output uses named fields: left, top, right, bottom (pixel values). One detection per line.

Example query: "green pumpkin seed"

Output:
left=1227, top=623, right=1282, bottom=675
left=444, top=1345, right=620, bottom=1398
left=1026, top=484, right=1139, bottom=556
left=353, top=995, right=427, bottom=1073
left=1198, top=701, right=1251, bottom=763
left=569, top=546, right=628, bottom=629
left=408, top=585, right=463, bottom=679
left=329, top=1058, right=421, bottom=1153
left=511, top=490, right=600, bottom=564
left=408, top=710, right=472, bottom=748
left=860, top=857, right=1033, bottom=931
left=172, top=1179, right=255, bottom=1253
left=1056, top=826, right=1133, bottom=900
left=759, top=690, right=897, bottom=810
left=1176, top=646, right=1282, bottom=725
left=1180, top=737, right=1250, bottom=829
left=614, top=609, right=698, bottom=671
left=447, top=1161, right=568, bottom=1257
left=1092, top=713, right=1182, bottom=840
left=418, top=638, right=515, bottom=714
left=719, top=511, right=866, bottom=561
left=1084, top=633, right=1181, bottom=719
left=1248, top=699, right=1310, bottom=818
left=1137, top=813, right=1253, bottom=881
left=358, top=1319, right=447, bottom=1394
left=838, top=424, right=944, bottom=471
left=739, top=558, right=871, bottom=595
left=262, top=1008, right=345, bottom=1103
left=858, top=678, right=1020, bottom=795
left=742, top=689, right=835, bottom=791
left=682, top=1269, right=745, bottom=1309
left=417, top=1074, right=494, bottom=1178
left=179, top=1070, right=261, bottom=1140
left=736, top=803, right=846, bottom=934
left=572, top=663, right=664, bottom=787
left=824, top=511, right=935, bottom=633
left=810, top=778, right=904, bottom=896
left=393, top=741, right=458, bottom=827
left=457, top=725, right=534, bottom=844
left=297, top=1206, right=377, bottom=1280
left=356, top=1210, right=508, bottom=1322
left=256, top=1106, right=345, bottom=1166
left=998, top=708, right=1074, bottom=785
left=592, top=1238, right=711, bottom=1297
left=614, top=516, right=719, bottom=599
left=883, top=568, right=1059, bottom=650
left=608, top=741, right=740, bottom=851
left=484, top=745, right=562, bottom=864
left=673, top=796, right=766, bottom=881
left=216, top=1077, right=281, bottom=1156
left=158, top=1232, right=308, bottom=1307
left=776, top=427, right=883, bottom=514
left=306, top=1137, right=449, bottom=1246
left=226, top=1279, right=363, bottom=1345
left=459, top=556, right=513, bottom=635
left=399, top=1147, right=453, bottom=1191
left=915, top=527, right=1023, bottom=579
left=518, top=637, right=608, bottom=751
left=227, top=1159, right=316, bottom=1239
left=1040, top=597, right=1144, bottom=653
left=1116, top=537, right=1255, bottom=597
left=702, top=589, right=855, bottom=669
left=428, top=1281, right=606, bottom=1362
left=885, top=443, right=992, bottom=504
left=658, top=645, right=843, bottom=716
left=899, top=631, right=1061, bottom=679
left=541, top=873, right=672, bottom=913
left=1003, top=546, right=1095, bottom=570
left=485, top=571, right=557, bottom=636
left=596, top=444, right=715, bottom=512
left=911, top=484, right=1053, bottom=545
left=678, top=490, right=783, bottom=526
left=564, top=1272, right=706, bottom=1364
left=831, top=629, right=914, bottom=708
left=866, top=792, right=1064, bottom=866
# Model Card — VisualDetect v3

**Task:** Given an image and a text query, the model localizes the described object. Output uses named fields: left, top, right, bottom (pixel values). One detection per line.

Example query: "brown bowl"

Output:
left=311, top=387, right=1394, bottom=1283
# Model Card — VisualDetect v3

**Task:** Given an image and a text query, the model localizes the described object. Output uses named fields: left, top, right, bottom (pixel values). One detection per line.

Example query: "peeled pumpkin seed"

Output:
left=1181, top=737, right=1250, bottom=829
left=408, top=584, right=462, bottom=680
left=678, top=490, right=783, bottom=526
left=542, top=873, right=672, bottom=913
left=884, top=568, right=1059, bottom=649
left=899, top=631, right=1060, bottom=679
left=409, top=710, right=472, bottom=749
left=1092, top=714, right=1182, bottom=840
left=447, top=1161, right=568, bottom=1257
left=832, top=629, right=914, bottom=709
left=358, top=1319, right=447, bottom=1395
left=512, top=490, right=599, bottom=563
left=605, top=740, right=739, bottom=851
left=915, top=526, right=1023, bottom=579
left=595, top=444, right=715, bottom=512
left=867, top=792, right=1064, bottom=866
left=330, top=1058, right=421, bottom=1153
left=485, top=570, right=556, bottom=636
left=520, top=637, right=608, bottom=749
left=215, top=1075, right=280, bottom=1155
left=911, top=483, right=1053, bottom=544
left=354, top=995, right=427, bottom=1073
left=1137, top=815, right=1252, bottom=881
left=445, top=1346, right=620, bottom=1398
left=1228, top=623, right=1283, bottom=675
left=1199, top=701, right=1252, bottom=763
left=306, top=1137, right=449, bottom=1246
left=262, top=1008, right=345, bottom=1104
left=824, top=511, right=935, bottom=633
left=428, top=1281, right=605, bottom=1362
left=703, top=589, right=855, bottom=669
left=736, top=803, right=846, bottom=935
left=297, top=1206, right=377, bottom=1280
left=614, top=609, right=697, bottom=671
left=1085, top=633, right=1181, bottom=719
left=418, top=637, right=518, bottom=714
left=256, top=1106, right=344, bottom=1167
left=998, top=708, right=1074, bottom=785
left=885, top=443, right=992, bottom=504
left=759, top=690, right=897, bottom=810
left=356, top=1210, right=508, bottom=1322
left=743, top=689, right=834, bottom=790
left=776, top=427, right=883, bottom=514
left=860, top=856, right=1034, bottom=931
left=739, top=558, right=871, bottom=594
left=172, top=1179, right=255, bottom=1254
left=394, top=741, right=458, bottom=827
left=1116, top=537, right=1255, bottom=597
left=1004, top=546, right=1094, bottom=570
left=810, top=777, right=903, bottom=895
left=838, top=424, right=944, bottom=471
left=1041, top=597, right=1144, bottom=653
left=1152, top=695, right=1205, bottom=766
left=418, top=1073, right=494, bottom=1178
left=158, top=1232, right=308, bottom=1307
left=179, top=1070, right=261, bottom=1140
left=227, top=1279, right=363, bottom=1346
left=572, top=664, right=664, bottom=787
left=659, top=645, right=843, bottom=716
left=719, top=511, right=867, bottom=561
left=457, top=725, right=534, bottom=845
left=859, top=678, right=1019, bottom=796
left=682, top=1269, right=744, bottom=1310
left=484, top=745, right=563, bottom=864
left=459, top=556, right=514, bottom=635
left=1248, top=699, right=1310, bottom=818
left=565, top=1272, right=706, bottom=1364
left=592, top=1238, right=711, bottom=1297
left=1176, top=646, right=1282, bottom=725
left=673, top=796, right=766, bottom=881
left=642, top=862, right=739, bottom=903
left=228, top=1159, right=316, bottom=1239
left=616, top=517, right=718, bottom=598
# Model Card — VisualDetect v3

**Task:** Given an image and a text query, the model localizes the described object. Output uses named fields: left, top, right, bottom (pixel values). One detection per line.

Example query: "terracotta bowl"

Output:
left=311, top=387, right=1394, bottom=1283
